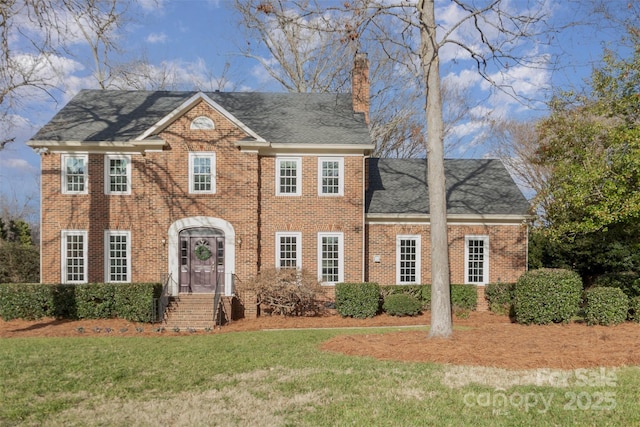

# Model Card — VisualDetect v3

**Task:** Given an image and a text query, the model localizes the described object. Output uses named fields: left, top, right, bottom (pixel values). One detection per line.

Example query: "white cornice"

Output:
left=26, top=139, right=166, bottom=153
left=366, top=213, right=531, bottom=225
left=238, top=142, right=375, bottom=155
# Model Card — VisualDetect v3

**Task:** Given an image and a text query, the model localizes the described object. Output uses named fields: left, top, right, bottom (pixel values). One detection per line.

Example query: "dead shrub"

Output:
left=241, top=268, right=327, bottom=317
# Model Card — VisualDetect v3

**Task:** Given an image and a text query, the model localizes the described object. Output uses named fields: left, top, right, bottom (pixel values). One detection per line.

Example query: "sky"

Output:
left=0, top=0, right=630, bottom=222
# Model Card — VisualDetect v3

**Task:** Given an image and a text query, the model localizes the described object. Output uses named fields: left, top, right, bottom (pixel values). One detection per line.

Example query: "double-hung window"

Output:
left=318, top=157, right=344, bottom=196
left=276, top=157, right=301, bottom=196
left=61, top=230, right=88, bottom=284
left=397, top=235, right=421, bottom=284
left=465, top=235, right=489, bottom=285
left=276, top=232, right=302, bottom=269
left=104, top=155, right=131, bottom=195
left=62, top=154, right=88, bottom=194
left=105, top=231, right=131, bottom=283
left=189, top=152, right=216, bottom=194
left=318, top=232, right=343, bottom=284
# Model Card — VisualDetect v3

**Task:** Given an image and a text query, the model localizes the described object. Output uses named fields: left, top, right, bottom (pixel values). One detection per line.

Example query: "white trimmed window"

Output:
left=318, top=232, right=344, bottom=284
left=318, top=157, right=344, bottom=196
left=62, top=154, right=88, bottom=194
left=61, top=230, right=88, bottom=284
left=105, top=230, right=131, bottom=283
left=189, top=152, right=216, bottom=194
left=396, top=235, right=421, bottom=284
left=465, top=235, right=489, bottom=285
left=104, top=155, right=131, bottom=195
left=276, top=232, right=302, bottom=269
left=276, top=157, right=301, bottom=196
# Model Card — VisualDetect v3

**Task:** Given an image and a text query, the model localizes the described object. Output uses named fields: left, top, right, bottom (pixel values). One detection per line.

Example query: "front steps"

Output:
left=163, top=294, right=228, bottom=330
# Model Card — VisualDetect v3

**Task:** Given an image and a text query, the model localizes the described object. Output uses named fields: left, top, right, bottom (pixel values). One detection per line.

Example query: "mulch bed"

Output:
left=2, top=311, right=639, bottom=370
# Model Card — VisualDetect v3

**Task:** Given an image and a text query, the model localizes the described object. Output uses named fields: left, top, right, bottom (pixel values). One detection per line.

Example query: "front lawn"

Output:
left=1, top=328, right=638, bottom=426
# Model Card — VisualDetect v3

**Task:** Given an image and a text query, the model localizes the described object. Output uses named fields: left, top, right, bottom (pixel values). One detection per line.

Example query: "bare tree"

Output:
left=0, top=0, right=131, bottom=149
left=234, top=0, right=552, bottom=338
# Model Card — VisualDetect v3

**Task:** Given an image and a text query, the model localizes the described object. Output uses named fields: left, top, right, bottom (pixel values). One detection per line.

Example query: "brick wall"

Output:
left=365, top=223, right=527, bottom=286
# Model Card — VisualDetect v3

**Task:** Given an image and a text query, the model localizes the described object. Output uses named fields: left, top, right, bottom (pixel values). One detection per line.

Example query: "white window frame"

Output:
left=275, top=232, right=302, bottom=270
left=396, top=235, right=421, bottom=284
left=104, top=154, right=131, bottom=195
left=104, top=230, right=131, bottom=283
left=61, top=154, right=89, bottom=195
left=188, top=152, right=216, bottom=194
left=317, top=232, right=344, bottom=285
left=61, top=230, right=88, bottom=284
left=465, top=235, right=489, bottom=285
left=318, top=157, right=344, bottom=196
left=276, top=157, right=302, bottom=196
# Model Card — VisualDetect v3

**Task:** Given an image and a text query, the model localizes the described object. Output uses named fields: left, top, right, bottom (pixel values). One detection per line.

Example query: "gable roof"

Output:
left=366, top=158, right=530, bottom=218
left=28, top=90, right=372, bottom=147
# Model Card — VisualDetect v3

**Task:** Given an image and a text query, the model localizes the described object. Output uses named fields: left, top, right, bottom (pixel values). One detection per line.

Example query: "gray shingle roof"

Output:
left=366, top=158, right=530, bottom=216
left=30, top=90, right=372, bottom=145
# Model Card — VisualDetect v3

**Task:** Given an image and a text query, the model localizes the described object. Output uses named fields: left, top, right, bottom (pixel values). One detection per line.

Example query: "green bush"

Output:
left=380, top=285, right=429, bottom=309
left=451, top=284, right=477, bottom=311
left=485, top=282, right=515, bottom=315
left=114, top=283, right=162, bottom=322
left=629, top=296, right=640, bottom=323
left=383, top=293, right=422, bottom=316
left=75, top=283, right=117, bottom=319
left=0, top=282, right=160, bottom=322
left=335, top=282, right=380, bottom=318
left=0, top=283, right=54, bottom=320
left=380, top=284, right=478, bottom=312
left=594, top=272, right=640, bottom=299
left=584, top=287, right=629, bottom=326
left=513, top=269, right=582, bottom=325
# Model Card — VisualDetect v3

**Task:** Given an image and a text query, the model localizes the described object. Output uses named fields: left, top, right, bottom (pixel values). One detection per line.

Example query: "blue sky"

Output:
left=0, top=0, right=628, bottom=221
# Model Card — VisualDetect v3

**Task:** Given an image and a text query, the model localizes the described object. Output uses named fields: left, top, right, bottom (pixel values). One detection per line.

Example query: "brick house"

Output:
left=27, top=55, right=529, bottom=323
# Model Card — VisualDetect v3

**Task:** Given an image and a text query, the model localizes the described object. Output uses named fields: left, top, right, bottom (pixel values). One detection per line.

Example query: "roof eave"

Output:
left=366, top=213, right=531, bottom=224
left=26, top=139, right=166, bottom=153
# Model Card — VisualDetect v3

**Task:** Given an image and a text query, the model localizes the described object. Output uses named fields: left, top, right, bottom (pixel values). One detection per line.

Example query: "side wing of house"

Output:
left=365, top=158, right=530, bottom=286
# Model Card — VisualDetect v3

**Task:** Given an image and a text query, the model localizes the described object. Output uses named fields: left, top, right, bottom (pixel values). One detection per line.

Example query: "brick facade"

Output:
left=35, top=94, right=529, bottom=320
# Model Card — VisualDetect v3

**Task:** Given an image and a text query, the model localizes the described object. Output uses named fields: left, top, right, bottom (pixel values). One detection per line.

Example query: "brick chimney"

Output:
left=352, top=52, right=370, bottom=124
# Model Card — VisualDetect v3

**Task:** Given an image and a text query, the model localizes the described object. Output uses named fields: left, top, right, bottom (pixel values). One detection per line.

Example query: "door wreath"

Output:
left=194, top=240, right=212, bottom=261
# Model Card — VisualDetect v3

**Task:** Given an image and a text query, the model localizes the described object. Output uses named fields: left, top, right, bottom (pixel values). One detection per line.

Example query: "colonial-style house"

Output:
left=27, top=54, right=530, bottom=326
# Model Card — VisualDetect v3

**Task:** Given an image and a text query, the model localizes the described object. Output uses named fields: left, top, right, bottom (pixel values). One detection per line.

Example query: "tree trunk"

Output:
left=418, top=0, right=452, bottom=338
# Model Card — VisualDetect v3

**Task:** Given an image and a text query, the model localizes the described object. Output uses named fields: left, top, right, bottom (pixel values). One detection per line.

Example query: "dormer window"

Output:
left=190, top=116, right=215, bottom=130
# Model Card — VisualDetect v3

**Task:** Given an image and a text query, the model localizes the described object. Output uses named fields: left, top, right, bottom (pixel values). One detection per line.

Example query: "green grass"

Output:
left=1, top=327, right=638, bottom=426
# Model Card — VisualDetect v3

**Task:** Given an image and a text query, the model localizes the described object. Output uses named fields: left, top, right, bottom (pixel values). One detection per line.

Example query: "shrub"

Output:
left=0, top=282, right=161, bottom=321
left=75, top=283, right=117, bottom=319
left=594, top=272, right=640, bottom=299
left=629, top=296, right=640, bottom=323
left=485, top=282, right=515, bottom=315
left=242, top=268, right=326, bottom=316
left=0, top=283, right=54, bottom=320
left=383, top=293, right=422, bottom=316
left=584, top=287, right=629, bottom=326
left=380, top=285, right=429, bottom=309
left=114, top=283, right=162, bottom=322
left=451, top=284, right=477, bottom=311
left=335, top=282, right=380, bottom=318
left=513, top=269, right=582, bottom=325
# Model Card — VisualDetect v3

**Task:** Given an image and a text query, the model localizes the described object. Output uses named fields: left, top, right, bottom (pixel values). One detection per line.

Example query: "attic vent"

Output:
left=190, top=116, right=215, bottom=130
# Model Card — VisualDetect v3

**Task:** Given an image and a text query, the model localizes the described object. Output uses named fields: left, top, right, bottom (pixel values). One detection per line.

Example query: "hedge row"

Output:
left=337, top=282, right=477, bottom=318
left=486, top=269, right=640, bottom=325
left=0, top=283, right=162, bottom=322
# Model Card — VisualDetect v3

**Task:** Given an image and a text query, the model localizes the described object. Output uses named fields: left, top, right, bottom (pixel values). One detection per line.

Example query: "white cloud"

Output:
left=146, top=32, right=167, bottom=44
